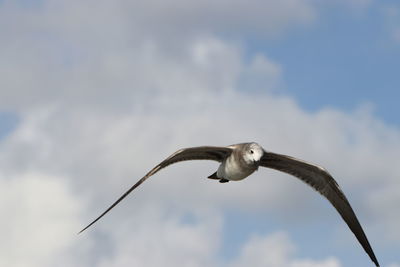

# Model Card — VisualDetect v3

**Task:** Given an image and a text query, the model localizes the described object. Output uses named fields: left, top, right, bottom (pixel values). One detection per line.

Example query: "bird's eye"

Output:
left=250, top=150, right=254, bottom=154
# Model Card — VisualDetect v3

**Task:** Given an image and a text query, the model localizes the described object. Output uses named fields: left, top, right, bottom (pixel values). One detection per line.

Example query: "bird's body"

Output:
left=79, top=142, right=380, bottom=267
left=215, top=143, right=263, bottom=181
left=217, top=154, right=252, bottom=180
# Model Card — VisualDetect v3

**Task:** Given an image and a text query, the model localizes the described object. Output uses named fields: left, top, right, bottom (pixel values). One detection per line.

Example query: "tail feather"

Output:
left=207, top=172, right=219, bottom=180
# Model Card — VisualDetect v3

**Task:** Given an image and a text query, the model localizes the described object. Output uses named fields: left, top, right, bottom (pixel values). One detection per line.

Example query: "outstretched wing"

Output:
left=79, top=146, right=232, bottom=234
left=260, top=151, right=379, bottom=267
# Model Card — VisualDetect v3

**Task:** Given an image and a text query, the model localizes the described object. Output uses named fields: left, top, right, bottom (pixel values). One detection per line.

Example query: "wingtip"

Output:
left=77, top=223, right=92, bottom=235
left=368, top=249, right=380, bottom=267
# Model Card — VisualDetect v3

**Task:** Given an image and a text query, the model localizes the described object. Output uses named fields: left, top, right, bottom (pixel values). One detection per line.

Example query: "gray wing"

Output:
left=79, top=146, right=232, bottom=234
left=260, top=151, right=379, bottom=267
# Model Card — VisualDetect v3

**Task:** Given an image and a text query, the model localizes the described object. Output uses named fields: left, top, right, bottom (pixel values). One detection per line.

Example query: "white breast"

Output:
left=217, top=154, right=255, bottom=181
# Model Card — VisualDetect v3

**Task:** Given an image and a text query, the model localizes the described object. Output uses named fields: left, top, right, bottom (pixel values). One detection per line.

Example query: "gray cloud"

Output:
left=0, top=0, right=312, bottom=112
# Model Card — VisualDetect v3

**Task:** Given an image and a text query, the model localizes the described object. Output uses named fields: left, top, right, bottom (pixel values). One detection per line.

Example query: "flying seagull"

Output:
left=79, top=142, right=379, bottom=266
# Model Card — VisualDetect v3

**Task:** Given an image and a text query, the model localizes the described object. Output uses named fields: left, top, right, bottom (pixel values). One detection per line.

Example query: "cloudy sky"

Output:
left=0, top=0, right=399, bottom=266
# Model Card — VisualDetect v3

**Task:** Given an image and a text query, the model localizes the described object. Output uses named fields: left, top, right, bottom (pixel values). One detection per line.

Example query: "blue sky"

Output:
left=0, top=112, right=18, bottom=140
left=255, top=4, right=400, bottom=125
left=0, top=1, right=400, bottom=267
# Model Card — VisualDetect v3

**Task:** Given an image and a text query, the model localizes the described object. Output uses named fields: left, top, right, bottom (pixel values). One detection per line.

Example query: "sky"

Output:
left=0, top=0, right=399, bottom=266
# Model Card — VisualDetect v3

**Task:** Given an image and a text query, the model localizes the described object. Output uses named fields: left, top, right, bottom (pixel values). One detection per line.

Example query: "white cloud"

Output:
left=238, top=53, right=282, bottom=92
left=0, top=0, right=379, bottom=112
left=96, top=210, right=222, bottom=267
left=0, top=0, right=313, bottom=111
left=0, top=1, right=398, bottom=266
left=1, top=90, right=397, bottom=266
left=0, top=172, right=84, bottom=267
left=229, top=232, right=341, bottom=267
left=367, top=185, right=400, bottom=241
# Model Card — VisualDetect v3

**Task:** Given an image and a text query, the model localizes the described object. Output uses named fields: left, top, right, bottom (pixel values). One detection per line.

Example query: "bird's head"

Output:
left=243, top=142, right=264, bottom=167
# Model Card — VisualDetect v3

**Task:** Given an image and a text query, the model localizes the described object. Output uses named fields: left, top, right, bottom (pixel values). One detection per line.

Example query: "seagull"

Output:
left=79, top=142, right=379, bottom=266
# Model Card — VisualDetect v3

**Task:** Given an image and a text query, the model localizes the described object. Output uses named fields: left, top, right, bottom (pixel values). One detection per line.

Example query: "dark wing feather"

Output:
left=79, top=146, right=232, bottom=234
left=260, top=151, right=379, bottom=267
